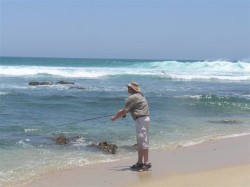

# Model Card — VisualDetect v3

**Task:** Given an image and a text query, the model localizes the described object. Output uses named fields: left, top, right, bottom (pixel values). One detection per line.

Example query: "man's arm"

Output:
left=111, top=109, right=127, bottom=121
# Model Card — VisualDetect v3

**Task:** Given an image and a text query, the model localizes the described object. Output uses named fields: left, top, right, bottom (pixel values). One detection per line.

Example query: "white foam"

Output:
left=175, top=133, right=250, bottom=148
left=0, top=60, right=249, bottom=81
left=24, top=129, right=39, bottom=132
left=173, top=95, right=202, bottom=99
left=17, top=140, right=33, bottom=148
left=0, top=91, right=8, bottom=95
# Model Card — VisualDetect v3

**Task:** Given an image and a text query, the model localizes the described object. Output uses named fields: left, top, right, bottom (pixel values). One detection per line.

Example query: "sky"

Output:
left=0, top=0, right=249, bottom=60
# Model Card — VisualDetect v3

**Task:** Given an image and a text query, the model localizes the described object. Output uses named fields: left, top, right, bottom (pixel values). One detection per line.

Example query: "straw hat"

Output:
left=127, top=81, right=141, bottom=92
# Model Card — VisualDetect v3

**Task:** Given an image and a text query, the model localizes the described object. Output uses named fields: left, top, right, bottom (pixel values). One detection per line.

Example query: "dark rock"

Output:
left=54, top=135, right=82, bottom=145
left=98, top=141, right=118, bottom=154
left=55, top=135, right=69, bottom=144
left=28, top=80, right=75, bottom=86
left=88, top=141, right=118, bottom=154
left=56, top=81, right=75, bottom=85
left=69, top=86, right=85, bottom=90
left=54, top=136, right=118, bottom=154
left=221, top=119, right=242, bottom=124
left=29, top=81, right=51, bottom=86
left=208, top=119, right=243, bottom=125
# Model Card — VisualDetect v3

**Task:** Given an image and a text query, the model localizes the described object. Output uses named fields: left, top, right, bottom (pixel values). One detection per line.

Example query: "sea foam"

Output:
left=0, top=60, right=249, bottom=81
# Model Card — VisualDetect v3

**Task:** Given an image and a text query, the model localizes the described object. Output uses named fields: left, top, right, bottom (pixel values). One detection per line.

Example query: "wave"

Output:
left=138, top=60, right=250, bottom=71
left=178, top=93, right=250, bottom=102
left=187, top=94, right=250, bottom=112
left=0, top=60, right=250, bottom=81
left=0, top=92, right=8, bottom=96
left=175, top=94, right=250, bottom=102
left=175, top=133, right=250, bottom=148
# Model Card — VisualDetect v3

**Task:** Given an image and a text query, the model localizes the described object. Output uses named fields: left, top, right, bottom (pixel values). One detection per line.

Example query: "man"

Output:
left=111, top=81, right=151, bottom=171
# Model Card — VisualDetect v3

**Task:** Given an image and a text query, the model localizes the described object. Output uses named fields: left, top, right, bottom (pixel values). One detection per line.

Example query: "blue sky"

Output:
left=0, top=0, right=249, bottom=60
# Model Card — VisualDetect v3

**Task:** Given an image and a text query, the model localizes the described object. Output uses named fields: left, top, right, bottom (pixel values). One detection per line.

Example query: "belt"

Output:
left=135, top=115, right=149, bottom=120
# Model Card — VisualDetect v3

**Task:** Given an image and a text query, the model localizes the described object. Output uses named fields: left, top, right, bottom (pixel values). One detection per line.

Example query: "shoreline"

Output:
left=16, top=134, right=250, bottom=187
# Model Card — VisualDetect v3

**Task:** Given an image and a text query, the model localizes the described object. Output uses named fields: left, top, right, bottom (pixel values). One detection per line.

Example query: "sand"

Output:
left=130, top=165, right=250, bottom=187
left=18, top=135, right=250, bottom=187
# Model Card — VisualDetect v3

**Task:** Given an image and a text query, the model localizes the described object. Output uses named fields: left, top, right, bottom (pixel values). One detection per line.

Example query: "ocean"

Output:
left=0, top=57, right=250, bottom=186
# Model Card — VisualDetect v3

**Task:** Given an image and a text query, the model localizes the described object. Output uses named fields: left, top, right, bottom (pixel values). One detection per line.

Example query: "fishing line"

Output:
left=51, top=114, right=114, bottom=129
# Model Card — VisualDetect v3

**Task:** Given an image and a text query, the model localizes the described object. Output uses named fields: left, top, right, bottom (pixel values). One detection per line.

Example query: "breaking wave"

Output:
left=0, top=60, right=249, bottom=81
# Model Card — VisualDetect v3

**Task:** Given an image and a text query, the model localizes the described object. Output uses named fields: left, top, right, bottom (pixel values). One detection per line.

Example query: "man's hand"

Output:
left=111, top=116, right=116, bottom=121
left=111, top=109, right=127, bottom=122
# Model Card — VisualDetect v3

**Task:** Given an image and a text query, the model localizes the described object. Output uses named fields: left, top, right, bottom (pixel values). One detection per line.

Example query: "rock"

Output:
left=29, top=81, right=51, bottom=86
left=54, top=135, right=81, bottom=145
left=98, top=141, right=118, bottom=154
left=55, top=135, right=69, bottom=144
left=29, top=81, right=78, bottom=87
left=56, top=81, right=75, bottom=85
left=69, top=86, right=85, bottom=90
left=54, top=136, right=118, bottom=154
left=221, top=119, right=243, bottom=124
left=208, top=119, right=243, bottom=125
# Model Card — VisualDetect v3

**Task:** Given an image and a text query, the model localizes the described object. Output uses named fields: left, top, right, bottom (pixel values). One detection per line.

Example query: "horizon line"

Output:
left=0, top=55, right=243, bottom=62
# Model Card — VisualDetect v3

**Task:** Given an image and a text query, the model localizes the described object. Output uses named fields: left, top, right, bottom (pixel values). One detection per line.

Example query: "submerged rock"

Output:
left=28, top=81, right=85, bottom=90
left=208, top=119, right=243, bottom=125
left=98, top=141, right=118, bottom=154
left=28, top=80, right=75, bottom=86
left=54, top=135, right=81, bottom=145
left=29, top=81, right=51, bottom=86
left=88, top=141, right=118, bottom=154
left=54, top=136, right=118, bottom=154
left=69, top=86, right=85, bottom=90
left=221, top=119, right=243, bottom=124
left=56, top=81, right=75, bottom=85
left=55, top=135, right=69, bottom=144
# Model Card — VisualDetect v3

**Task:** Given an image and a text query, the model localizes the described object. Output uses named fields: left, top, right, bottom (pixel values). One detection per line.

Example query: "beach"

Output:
left=17, top=135, right=250, bottom=187
left=1, top=0, right=250, bottom=186
left=1, top=57, right=250, bottom=186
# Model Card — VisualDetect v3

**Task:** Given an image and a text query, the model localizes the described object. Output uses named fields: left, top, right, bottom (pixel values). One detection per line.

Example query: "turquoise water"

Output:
left=0, top=57, right=250, bottom=186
